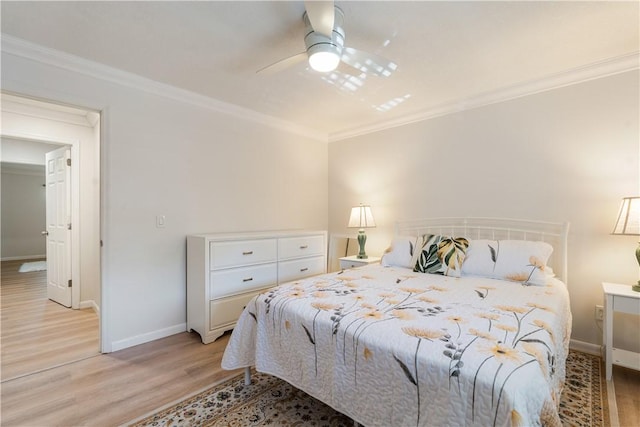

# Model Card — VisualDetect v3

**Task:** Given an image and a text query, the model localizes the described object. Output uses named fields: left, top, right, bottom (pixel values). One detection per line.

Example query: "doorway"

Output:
left=0, top=93, right=101, bottom=380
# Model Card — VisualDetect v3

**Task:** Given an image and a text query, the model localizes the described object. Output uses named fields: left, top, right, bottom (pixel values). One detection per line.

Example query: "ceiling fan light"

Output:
left=308, top=50, right=341, bottom=73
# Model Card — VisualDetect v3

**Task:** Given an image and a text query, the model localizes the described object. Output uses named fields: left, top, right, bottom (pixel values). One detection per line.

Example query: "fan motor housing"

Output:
left=303, top=7, right=345, bottom=59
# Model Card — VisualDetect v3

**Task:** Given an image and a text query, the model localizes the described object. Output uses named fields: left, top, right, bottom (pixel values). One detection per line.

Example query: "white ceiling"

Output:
left=1, top=1, right=638, bottom=141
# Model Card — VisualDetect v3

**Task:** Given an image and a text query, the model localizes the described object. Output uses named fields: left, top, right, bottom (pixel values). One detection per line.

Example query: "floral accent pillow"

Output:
left=413, top=234, right=469, bottom=277
left=381, top=236, right=422, bottom=269
left=461, top=239, right=553, bottom=285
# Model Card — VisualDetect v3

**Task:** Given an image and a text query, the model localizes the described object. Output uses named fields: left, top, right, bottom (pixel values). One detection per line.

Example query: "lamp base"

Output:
left=635, top=243, right=640, bottom=292
left=356, top=230, right=368, bottom=259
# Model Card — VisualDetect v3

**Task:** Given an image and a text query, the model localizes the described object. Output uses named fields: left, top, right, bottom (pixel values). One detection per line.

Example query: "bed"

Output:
left=221, top=217, right=572, bottom=427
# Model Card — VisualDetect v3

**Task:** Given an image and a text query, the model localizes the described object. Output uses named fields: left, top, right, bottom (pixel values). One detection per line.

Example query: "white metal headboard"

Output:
left=395, top=217, right=570, bottom=285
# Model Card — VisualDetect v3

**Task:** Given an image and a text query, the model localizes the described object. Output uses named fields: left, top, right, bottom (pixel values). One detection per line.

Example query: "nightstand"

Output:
left=602, top=282, right=640, bottom=380
left=339, top=255, right=381, bottom=270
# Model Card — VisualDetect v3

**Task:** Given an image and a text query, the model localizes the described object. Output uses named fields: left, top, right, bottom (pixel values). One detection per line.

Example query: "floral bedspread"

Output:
left=221, top=264, right=572, bottom=427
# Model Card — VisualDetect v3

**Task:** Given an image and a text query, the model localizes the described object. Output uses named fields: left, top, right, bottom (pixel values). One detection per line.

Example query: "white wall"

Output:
left=329, top=70, right=640, bottom=352
left=103, top=94, right=327, bottom=350
left=1, top=138, right=60, bottom=260
left=1, top=163, right=46, bottom=259
left=1, top=137, right=56, bottom=164
left=2, top=47, right=328, bottom=351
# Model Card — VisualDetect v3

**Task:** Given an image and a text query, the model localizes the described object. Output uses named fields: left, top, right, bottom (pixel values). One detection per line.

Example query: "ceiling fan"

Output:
left=257, top=0, right=397, bottom=77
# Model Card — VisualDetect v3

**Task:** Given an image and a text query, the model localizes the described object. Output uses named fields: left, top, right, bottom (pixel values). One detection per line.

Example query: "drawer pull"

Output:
left=299, top=245, right=308, bottom=249
left=242, top=277, right=254, bottom=282
left=300, top=267, right=309, bottom=272
left=242, top=251, right=254, bottom=255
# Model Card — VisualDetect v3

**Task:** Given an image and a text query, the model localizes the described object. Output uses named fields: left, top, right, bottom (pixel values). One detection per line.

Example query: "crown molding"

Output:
left=1, top=35, right=327, bottom=143
left=3, top=35, right=637, bottom=145
left=1, top=94, right=95, bottom=128
left=328, top=52, right=640, bottom=142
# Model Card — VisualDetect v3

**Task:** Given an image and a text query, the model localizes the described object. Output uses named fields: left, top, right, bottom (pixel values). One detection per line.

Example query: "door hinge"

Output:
left=67, top=223, right=72, bottom=230
left=68, top=279, right=72, bottom=287
left=66, top=158, right=71, bottom=167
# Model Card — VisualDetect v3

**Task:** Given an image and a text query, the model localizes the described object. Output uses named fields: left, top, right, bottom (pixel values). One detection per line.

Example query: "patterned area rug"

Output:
left=127, top=350, right=608, bottom=427
left=560, top=351, right=609, bottom=427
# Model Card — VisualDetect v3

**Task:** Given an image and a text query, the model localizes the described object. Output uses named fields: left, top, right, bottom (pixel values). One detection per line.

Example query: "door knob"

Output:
left=41, top=231, right=49, bottom=236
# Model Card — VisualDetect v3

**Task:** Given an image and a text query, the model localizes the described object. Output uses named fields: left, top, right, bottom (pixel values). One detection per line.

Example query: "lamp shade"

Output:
left=612, top=196, right=640, bottom=236
left=348, top=205, right=376, bottom=229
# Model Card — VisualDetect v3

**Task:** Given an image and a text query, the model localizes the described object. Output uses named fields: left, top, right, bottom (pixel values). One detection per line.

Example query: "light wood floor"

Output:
left=1, top=332, right=241, bottom=426
left=1, top=259, right=637, bottom=426
left=1, top=260, right=100, bottom=381
left=612, top=366, right=640, bottom=427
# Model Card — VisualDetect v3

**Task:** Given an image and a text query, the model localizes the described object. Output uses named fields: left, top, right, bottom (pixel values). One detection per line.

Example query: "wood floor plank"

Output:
left=1, top=260, right=99, bottom=381
left=612, top=366, right=640, bottom=427
left=1, top=332, right=240, bottom=426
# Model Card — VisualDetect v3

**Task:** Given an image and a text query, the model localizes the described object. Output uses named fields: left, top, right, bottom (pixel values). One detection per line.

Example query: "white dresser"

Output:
left=187, top=230, right=327, bottom=344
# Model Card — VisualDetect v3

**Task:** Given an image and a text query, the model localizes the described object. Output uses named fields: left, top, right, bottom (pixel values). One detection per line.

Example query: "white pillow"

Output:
left=381, top=236, right=422, bottom=269
left=461, top=239, right=553, bottom=286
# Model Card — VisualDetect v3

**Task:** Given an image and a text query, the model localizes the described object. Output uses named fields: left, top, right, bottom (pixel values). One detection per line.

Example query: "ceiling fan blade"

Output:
left=256, top=52, right=308, bottom=75
left=341, top=47, right=398, bottom=77
left=304, top=0, right=335, bottom=38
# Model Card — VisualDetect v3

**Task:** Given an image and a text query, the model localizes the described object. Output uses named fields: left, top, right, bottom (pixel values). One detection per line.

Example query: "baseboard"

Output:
left=110, top=323, right=187, bottom=352
left=570, top=339, right=602, bottom=357
left=1, top=255, right=46, bottom=261
left=79, top=300, right=100, bottom=315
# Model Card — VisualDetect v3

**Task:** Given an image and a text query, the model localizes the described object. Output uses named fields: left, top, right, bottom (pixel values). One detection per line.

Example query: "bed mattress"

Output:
left=222, top=264, right=572, bottom=427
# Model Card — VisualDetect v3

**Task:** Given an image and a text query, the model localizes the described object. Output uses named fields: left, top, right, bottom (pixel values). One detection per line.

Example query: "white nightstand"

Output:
left=339, top=255, right=381, bottom=270
left=602, top=282, right=640, bottom=380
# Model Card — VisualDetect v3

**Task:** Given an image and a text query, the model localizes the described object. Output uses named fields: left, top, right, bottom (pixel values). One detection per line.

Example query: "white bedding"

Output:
left=222, top=264, right=572, bottom=427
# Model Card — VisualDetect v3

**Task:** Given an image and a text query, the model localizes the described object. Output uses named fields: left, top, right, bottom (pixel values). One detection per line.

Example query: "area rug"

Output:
left=127, top=350, right=608, bottom=427
left=18, top=261, right=47, bottom=273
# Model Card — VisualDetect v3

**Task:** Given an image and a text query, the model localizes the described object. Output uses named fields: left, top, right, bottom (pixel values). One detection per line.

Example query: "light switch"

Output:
left=156, top=215, right=166, bottom=228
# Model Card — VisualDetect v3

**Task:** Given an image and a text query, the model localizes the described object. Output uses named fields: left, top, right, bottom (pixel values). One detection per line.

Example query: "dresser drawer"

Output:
left=210, top=239, right=277, bottom=269
left=278, top=255, right=326, bottom=283
left=210, top=263, right=277, bottom=299
left=209, top=292, right=256, bottom=330
left=278, top=235, right=325, bottom=260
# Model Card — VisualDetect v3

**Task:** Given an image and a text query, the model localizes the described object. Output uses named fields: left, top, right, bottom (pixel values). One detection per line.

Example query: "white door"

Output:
left=45, top=146, right=72, bottom=307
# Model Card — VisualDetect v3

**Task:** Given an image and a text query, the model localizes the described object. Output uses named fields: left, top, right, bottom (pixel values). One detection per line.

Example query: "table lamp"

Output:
left=348, top=204, right=376, bottom=259
left=611, top=196, right=640, bottom=291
